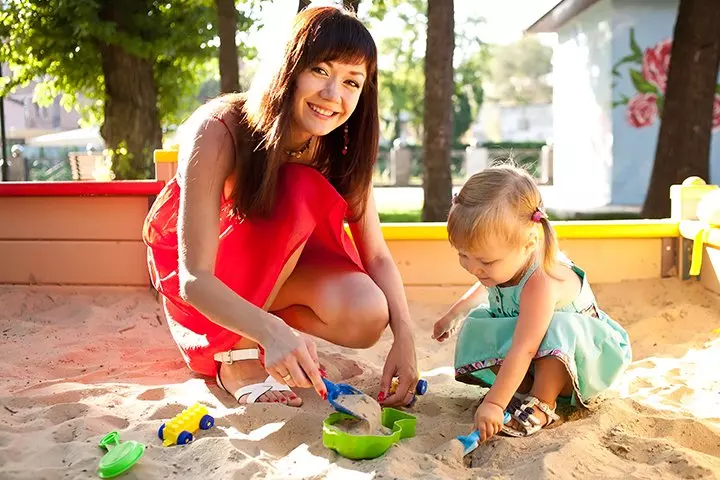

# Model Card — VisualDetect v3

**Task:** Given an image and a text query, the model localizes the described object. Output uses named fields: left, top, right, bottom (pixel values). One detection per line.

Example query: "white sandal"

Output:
left=213, top=348, right=292, bottom=404
left=500, top=395, right=560, bottom=437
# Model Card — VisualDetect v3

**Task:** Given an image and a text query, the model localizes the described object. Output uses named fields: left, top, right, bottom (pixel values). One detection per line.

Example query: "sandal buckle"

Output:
left=217, top=351, right=234, bottom=365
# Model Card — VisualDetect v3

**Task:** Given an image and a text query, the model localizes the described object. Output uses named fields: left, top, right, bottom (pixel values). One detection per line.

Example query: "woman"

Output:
left=143, top=6, right=418, bottom=407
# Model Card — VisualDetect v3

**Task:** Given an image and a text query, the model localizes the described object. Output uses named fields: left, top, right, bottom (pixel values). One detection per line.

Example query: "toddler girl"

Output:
left=432, top=163, right=631, bottom=440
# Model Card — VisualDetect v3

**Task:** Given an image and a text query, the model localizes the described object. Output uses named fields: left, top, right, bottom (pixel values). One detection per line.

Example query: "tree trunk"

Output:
left=422, top=0, right=454, bottom=222
left=298, top=0, right=311, bottom=13
left=642, top=0, right=720, bottom=218
left=344, top=0, right=361, bottom=12
left=99, top=1, right=162, bottom=180
left=216, top=0, right=240, bottom=94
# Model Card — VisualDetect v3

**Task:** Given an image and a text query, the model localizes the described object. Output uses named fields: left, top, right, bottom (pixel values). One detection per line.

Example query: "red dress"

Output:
left=142, top=162, right=365, bottom=376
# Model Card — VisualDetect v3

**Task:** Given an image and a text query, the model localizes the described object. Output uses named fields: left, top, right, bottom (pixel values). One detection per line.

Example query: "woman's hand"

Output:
left=379, top=329, right=418, bottom=406
left=432, top=309, right=464, bottom=342
left=474, top=401, right=506, bottom=442
left=262, top=322, right=326, bottom=398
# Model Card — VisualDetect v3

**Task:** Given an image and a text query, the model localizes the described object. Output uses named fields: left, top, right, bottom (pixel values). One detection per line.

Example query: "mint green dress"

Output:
left=454, top=258, right=632, bottom=407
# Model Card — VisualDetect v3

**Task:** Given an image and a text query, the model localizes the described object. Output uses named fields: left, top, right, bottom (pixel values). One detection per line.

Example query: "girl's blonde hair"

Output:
left=447, top=162, right=559, bottom=275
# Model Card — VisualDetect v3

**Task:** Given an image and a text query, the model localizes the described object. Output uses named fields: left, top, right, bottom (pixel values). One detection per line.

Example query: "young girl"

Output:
left=432, top=163, right=631, bottom=440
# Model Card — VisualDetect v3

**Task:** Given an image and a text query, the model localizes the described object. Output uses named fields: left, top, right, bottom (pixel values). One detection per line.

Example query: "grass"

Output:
left=379, top=210, right=423, bottom=222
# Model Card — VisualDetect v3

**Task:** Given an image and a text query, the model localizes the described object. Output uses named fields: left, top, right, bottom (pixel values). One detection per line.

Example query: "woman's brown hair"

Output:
left=223, top=6, right=379, bottom=222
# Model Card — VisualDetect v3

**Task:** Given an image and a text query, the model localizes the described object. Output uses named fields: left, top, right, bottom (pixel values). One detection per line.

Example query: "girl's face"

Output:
left=291, top=60, right=366, bottom=138
left=456, top=232, right=537, bottom=287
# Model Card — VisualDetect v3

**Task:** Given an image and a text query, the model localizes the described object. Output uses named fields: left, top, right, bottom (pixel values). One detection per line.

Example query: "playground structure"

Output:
left=0, top=149, right=718, bottom=303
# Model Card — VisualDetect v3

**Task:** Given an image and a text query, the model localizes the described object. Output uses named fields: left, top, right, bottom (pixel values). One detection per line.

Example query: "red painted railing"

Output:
left=0, top=181, right=165, bottom=197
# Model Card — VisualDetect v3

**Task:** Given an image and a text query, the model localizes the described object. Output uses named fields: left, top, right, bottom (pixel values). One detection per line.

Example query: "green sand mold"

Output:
left=322, top=407, right=416, bottom=460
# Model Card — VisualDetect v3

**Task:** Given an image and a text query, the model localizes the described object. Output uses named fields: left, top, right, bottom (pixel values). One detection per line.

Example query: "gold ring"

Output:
left=282, top=374, right=292, bottom=381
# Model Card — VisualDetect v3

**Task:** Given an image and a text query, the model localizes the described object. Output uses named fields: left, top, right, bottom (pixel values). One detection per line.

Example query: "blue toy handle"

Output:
left=321, top=377, right=337, bottom=397
left=457, top=411, right=512, bottom=454
left=415, top=379, right=428, bottom=395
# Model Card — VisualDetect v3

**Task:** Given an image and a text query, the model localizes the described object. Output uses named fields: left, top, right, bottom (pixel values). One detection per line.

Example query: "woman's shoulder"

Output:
left=177, top=95, right=249, bottom=151
left=173, top=96, right=248, bottom=178
left=189, top=94, right=246, bottom=136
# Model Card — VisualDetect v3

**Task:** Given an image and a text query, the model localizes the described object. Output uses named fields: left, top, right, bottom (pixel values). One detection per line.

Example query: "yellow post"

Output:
left=670, top=177, right=719, bottom=278
left=154, top=147, right=179, bottom=183
left=669, top=176, right=718, bottom=221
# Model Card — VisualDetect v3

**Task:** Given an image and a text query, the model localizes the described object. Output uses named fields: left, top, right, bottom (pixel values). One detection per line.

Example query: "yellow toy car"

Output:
left=158, top=403, right=215, bottom=446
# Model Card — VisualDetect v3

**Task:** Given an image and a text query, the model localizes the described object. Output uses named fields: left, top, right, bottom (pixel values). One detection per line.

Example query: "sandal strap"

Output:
left=216, top=374, right=291, bottom=404
left=502, top=395, right=559, bottom=437
left=523, top=396, right=560, bottom=424
left=213, top=348, right=259, bottom=365
left=234, top=376, right=291, bottom=403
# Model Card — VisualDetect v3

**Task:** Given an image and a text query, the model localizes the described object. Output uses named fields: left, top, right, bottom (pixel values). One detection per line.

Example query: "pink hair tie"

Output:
left=531, top=208, right=545, bottom=223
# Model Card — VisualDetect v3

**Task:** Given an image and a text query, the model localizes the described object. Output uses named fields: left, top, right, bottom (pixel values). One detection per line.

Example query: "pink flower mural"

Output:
left=626, top=93, right=658, bottom=128
left=613, top=29, right=720, bottom=132
left=641, top=38, right=672, bottom=93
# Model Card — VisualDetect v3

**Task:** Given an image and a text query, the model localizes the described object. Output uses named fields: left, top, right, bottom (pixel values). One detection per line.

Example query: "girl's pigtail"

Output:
left=540, top=215, right=559, bottom=274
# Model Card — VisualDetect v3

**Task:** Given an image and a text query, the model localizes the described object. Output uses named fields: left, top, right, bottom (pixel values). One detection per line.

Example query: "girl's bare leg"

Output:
left=488, top=366, right=533, bottom=395
left=506, top=356, right=573, bottom=430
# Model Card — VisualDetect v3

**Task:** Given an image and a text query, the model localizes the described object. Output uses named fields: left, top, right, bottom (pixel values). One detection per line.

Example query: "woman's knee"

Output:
left=338, top=283, right=389, bottom=348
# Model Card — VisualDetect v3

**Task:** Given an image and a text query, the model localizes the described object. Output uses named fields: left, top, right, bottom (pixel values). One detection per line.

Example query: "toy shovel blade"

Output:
left=321, top=377, right=368, bottom=419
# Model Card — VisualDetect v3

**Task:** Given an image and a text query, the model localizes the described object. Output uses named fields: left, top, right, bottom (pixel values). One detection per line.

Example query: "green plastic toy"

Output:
left=322, top=407, right=416, bottom=460
left=97, top=431, right=145, bottom=478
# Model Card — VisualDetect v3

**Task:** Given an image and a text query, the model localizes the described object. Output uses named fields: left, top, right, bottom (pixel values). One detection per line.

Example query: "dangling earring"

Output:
left=342, top=123, right=350, bottom=155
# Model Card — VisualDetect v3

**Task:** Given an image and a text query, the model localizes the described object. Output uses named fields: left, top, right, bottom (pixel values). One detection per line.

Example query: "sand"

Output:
left=2, top=277, right=720, bottom=479
left=332, top=394, right=388, bottom=436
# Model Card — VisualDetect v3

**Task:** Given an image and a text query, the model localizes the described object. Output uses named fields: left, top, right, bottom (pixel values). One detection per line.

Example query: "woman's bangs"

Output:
left=304, top=14, right=376, bottom=72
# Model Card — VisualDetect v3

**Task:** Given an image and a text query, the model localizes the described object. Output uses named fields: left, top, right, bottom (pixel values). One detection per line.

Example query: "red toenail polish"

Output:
left=321, top=391, right=328, bottom=400
left=377, top=392, right=385, bottom=402
left=319, top=368, right=327, bottom=377
left=290, top=394, right=297, bottom=399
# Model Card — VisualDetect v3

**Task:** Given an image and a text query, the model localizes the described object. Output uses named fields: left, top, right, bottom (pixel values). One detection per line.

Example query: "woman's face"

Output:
left=291, top=60, right=367, bottom=138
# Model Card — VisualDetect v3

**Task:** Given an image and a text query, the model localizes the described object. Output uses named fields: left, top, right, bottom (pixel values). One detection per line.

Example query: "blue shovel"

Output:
left=456, top=411, right=512, bottom=455
left=321, top=377, right=371, bottom=418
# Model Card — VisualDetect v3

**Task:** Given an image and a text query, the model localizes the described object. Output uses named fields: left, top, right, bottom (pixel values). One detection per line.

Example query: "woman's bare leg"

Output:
left=269, top=258, right=389, bottom=348
left=217, top=249, right=389, bottom=406
left=217, top=243, right=309, bottom=406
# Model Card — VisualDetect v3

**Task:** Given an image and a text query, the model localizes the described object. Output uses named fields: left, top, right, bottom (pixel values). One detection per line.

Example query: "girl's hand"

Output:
left=262, top=323, right=326, bottom=398
left=474, top=401, right=506, bottom=442
left=432, top=310, right=464, bottom=342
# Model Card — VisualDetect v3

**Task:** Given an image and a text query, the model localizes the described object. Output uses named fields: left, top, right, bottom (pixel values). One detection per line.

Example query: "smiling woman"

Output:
left=142, top=6, right=420, bottom=411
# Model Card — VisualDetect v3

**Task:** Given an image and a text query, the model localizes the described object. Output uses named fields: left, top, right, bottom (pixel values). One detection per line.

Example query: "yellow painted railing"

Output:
left=377, top=219, right=679, bottom=240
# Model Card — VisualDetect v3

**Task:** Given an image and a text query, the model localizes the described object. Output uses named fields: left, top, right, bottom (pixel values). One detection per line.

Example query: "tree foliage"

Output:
left=368, top=0, right=487, bottom=145
left=0, top=1, right=226, bottom=126
left=485, top=36, right=552, bottom=105
left=0, top=0, right=255, bottom=178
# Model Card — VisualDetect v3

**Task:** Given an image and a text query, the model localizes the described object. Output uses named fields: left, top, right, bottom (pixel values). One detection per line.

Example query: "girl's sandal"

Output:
left=500, top=395, right=560, bottom=437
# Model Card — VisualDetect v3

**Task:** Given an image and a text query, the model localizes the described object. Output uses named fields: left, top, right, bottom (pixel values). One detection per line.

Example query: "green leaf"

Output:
left=629, top=28, right=642, bottom=58
left=612, top=52, right=643, bottom=71
left=612, top=94, right=630, bottom=108
left=630, top=69, right=658, bottom=94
